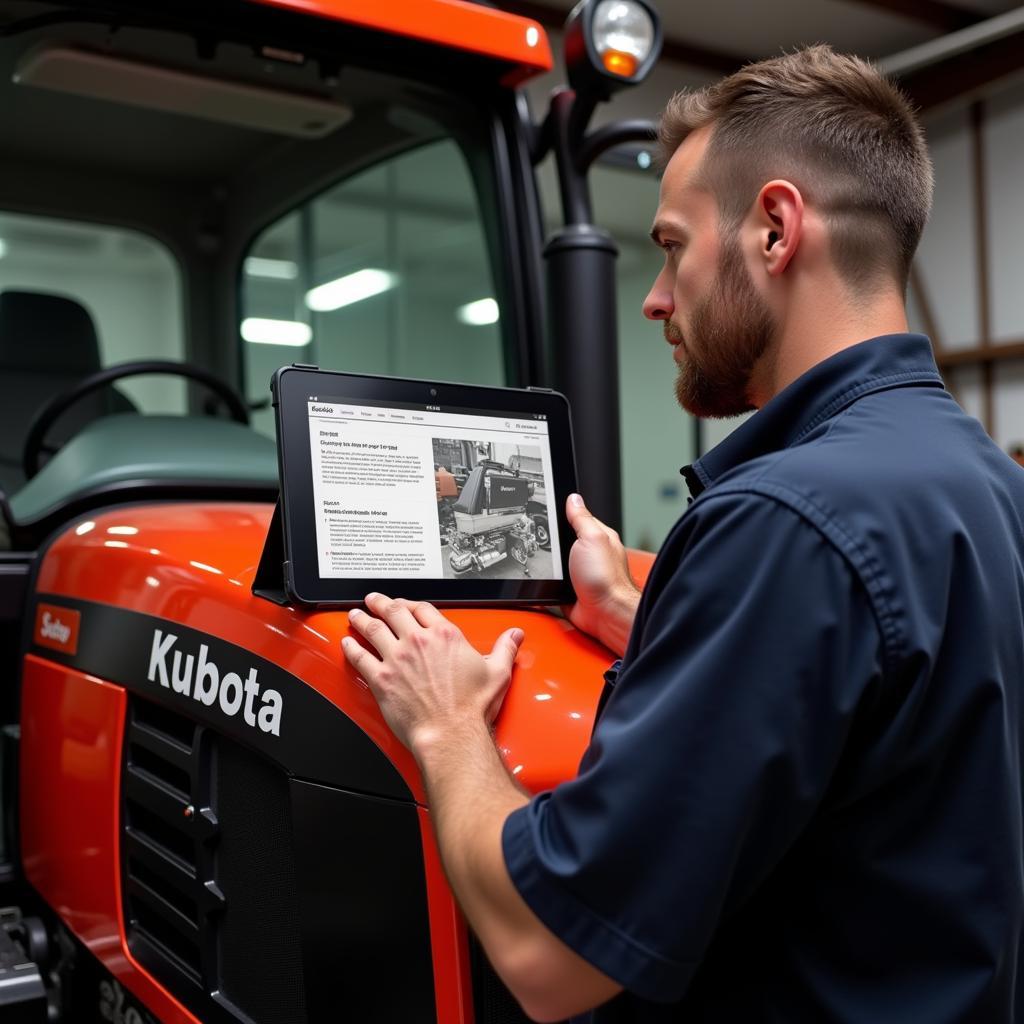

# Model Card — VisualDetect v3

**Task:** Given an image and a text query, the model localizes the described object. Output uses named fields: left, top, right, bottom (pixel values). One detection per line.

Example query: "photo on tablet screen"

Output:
left=432, top=439, right=555, bottom=580
left=306, top=396, right=563, bottom=582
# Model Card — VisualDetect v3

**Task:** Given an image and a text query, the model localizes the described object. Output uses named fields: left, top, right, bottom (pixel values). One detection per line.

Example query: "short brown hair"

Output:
left=659, top=45, right=933, bottom=292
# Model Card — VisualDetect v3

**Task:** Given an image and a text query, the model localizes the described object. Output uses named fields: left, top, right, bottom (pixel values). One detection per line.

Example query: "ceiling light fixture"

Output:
left=240, top=318, right=312, bottom=346
left=305, top=269, right=397, bottom=312
left=244, top=256, right=299, bottom=280
left=457, top=297, right=500, bottom=326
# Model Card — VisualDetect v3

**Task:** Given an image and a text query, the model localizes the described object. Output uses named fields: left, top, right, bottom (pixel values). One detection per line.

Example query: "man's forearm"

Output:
left=413, top=720, right=529, bottom=947
left=412, top=722, right=622, bottom=1021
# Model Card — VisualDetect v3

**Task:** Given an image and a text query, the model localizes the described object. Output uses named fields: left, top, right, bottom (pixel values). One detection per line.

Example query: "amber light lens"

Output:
left=591, top=0, right=655, bottom=82
left=601, top=49, right=638, bottom=77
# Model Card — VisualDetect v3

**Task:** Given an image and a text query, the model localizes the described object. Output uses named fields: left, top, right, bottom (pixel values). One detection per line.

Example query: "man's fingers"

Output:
left=486, top=627, right=525, bottom=680
left=406, top=599, right=447, bottom=629
left=341, top=634, right=380, bottom=683
left=566, top=493, right=611, bottom=540
left=482, top=628, right=523, bottom=723
left=364, top=591, right=421, bottom=638
left=565, top=493, right=590, bottom=534
left=348, top=606, right=397, bottom=656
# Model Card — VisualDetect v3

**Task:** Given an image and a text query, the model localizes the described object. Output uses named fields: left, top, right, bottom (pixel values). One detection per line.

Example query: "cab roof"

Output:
left=248, top=0, right=553, bottom=84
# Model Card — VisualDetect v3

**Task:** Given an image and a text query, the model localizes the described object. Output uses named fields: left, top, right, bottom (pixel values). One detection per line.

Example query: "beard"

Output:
left=670, top=236, right=775, bottom=419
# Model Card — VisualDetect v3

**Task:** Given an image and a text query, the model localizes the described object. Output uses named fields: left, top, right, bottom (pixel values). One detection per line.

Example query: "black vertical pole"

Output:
left=544, top=226, right=622, bottom=531
left=299, top=204, right=315, bottom=361
left=544, top=88, right=624, bottom=533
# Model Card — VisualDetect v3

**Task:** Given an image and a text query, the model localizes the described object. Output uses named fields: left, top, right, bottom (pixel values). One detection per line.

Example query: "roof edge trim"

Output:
left=247, top=0, right=554, bottom=80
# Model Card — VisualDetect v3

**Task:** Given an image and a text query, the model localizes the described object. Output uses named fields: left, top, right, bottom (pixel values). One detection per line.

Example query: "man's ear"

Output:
left=756, top=180, right=803, bottom=276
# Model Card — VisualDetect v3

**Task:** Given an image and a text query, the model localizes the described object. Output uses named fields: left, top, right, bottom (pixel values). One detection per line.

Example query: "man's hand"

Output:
left=341, top=592, right=524, bottom=756
left=565, top=493, right=641, bottom=656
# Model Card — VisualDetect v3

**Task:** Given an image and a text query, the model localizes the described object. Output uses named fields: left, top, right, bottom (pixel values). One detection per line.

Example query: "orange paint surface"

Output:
left=20, top=657, right=200, bottom=1024
left=247, top=0, right=553, bottom=81
left=418, top=806, right=473, bottom=1023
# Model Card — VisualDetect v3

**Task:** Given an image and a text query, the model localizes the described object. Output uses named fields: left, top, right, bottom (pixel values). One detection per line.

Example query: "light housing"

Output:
left=564, top=0, right=662, bottom=99
left=14, top=46, right=352, bottom=138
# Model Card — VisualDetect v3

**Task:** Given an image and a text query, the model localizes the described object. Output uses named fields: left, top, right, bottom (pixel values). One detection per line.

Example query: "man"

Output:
left=343, top=46, right=1024, bottom=1022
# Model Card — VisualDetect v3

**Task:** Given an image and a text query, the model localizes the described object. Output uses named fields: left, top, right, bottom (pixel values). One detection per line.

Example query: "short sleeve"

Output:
left=502, top=492, right=883, bottom=1002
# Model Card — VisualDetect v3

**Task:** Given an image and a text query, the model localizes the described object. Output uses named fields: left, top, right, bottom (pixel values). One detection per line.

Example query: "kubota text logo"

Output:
left=147, top=629, right=283, bottom=736
left=35, top=603, right=81, bottom=655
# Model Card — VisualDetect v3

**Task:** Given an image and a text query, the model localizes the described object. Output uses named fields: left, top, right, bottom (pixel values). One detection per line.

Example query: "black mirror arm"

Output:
left=577, top=119, right=658, bottom=175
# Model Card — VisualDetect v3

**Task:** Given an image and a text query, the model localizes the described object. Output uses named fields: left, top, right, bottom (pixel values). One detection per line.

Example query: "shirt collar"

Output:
left=682, top=333, right=944, bottom=499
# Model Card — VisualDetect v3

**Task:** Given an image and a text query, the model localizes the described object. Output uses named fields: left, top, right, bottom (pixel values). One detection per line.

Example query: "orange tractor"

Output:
left=0, top=1, right=661, bottom=1021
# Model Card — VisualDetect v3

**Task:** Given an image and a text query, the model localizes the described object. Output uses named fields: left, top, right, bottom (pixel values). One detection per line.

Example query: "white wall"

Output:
left=915, top=106, right=980, bottom=351
left=985, top=77, right=1024, bottom=344
left=912, top=76, right=1024, bottom=450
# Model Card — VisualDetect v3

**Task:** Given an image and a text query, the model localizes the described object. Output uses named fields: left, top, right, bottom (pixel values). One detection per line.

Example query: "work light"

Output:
left=564, top=0, right=661, bottom=98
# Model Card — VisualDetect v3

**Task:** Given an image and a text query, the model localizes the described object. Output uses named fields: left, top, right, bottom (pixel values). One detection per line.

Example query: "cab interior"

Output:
left=0, top=0, right=543, bottom=547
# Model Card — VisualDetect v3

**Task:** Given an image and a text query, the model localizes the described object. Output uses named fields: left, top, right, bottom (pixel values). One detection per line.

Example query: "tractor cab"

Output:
left=0, top=1, right=661, bottom=1021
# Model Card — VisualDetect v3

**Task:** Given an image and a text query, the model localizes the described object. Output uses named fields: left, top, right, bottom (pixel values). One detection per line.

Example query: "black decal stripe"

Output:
left=28, top=594, right=411, bottom=801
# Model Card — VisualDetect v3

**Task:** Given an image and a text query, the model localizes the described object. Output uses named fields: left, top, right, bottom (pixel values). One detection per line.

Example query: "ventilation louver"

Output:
left=122, top=697, right=222, bottom=988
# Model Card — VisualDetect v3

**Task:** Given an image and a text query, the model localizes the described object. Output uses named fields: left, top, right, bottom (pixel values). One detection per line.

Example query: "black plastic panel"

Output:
left=119, top=695, right=437, bottom=1024
left=217, top=737, right=307, bottom=1023
left=290, top=778, right=437, bottom=1022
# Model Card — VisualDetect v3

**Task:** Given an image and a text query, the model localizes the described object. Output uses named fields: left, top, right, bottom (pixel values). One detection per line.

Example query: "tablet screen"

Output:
left=272, top=366, right=577, bottom=606
left=307, top=397, right=562, bottom=581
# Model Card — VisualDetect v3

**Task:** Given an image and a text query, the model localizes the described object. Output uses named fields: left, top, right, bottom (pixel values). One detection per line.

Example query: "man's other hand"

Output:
left=342, top=593, right=524, bottom=756
left=565, top=493, right=640, bottom=657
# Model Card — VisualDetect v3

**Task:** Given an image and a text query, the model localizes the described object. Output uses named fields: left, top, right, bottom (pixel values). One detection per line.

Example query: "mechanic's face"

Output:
left=643, top=129, right=775, bottom=418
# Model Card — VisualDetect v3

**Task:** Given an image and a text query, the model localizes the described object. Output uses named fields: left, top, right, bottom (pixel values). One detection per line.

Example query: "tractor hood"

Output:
left=29, top=501, right=628, bottom=803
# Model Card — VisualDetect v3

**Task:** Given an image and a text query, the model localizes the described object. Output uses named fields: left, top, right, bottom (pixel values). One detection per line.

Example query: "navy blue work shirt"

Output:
left=502, top=334, right=1024, bottom=1022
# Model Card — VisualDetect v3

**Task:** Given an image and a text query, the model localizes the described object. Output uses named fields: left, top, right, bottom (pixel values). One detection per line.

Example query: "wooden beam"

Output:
left=848, top=0, right=979, bottom=34
left=936, top=341, right=1024, bottom=369
left=898, top=28, right=1024, bottom=109
left=659, top=37, right=748, bottom=77
left=498, top=1, right=749, bottom=75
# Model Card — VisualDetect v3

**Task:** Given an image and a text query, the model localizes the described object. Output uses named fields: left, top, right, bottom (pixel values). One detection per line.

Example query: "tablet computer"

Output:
left=271, top=365, right=578, bottom=606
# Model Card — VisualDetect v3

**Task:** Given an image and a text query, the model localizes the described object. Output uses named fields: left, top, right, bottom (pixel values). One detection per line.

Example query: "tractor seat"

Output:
left=0, top=289, right=136, bottom=495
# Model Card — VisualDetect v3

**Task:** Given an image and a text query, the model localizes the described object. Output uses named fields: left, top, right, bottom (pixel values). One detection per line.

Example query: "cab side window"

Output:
left=242, top=140, right=503, bottom=437
left=0, top=212, right=185, bottom=410
left=0, top=213, right=185, bottom=494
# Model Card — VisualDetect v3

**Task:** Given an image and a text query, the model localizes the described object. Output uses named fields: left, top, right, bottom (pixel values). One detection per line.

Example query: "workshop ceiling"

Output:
left=504, top=0, right=1022, bottom=70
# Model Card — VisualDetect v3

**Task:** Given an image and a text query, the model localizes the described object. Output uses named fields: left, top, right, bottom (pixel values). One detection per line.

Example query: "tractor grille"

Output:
left=122, top=697, right=214, bottom=985
left=121, top=695, right=307, bottom=1024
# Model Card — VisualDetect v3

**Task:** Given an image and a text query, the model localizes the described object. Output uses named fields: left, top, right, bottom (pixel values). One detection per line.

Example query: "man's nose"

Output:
left=643, top=277, right=672, bottom=321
